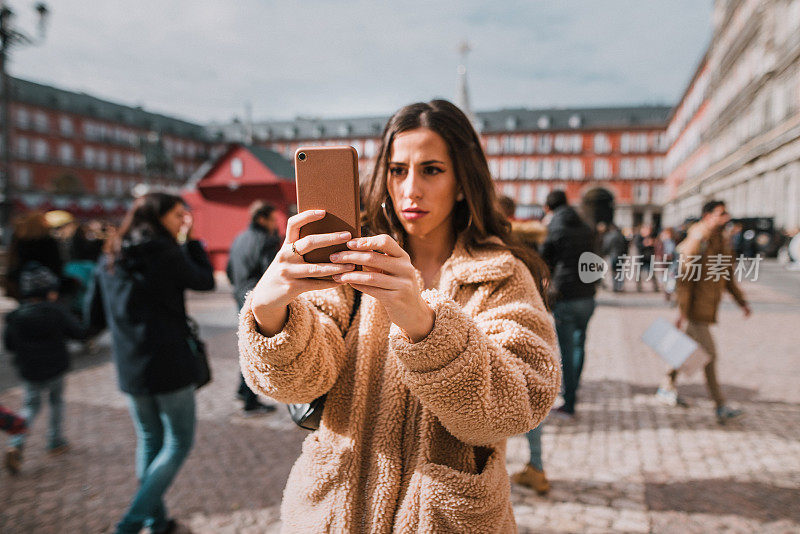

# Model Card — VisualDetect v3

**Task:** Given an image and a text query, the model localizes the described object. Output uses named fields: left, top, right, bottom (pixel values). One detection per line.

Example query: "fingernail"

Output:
left=332, top=274, right=342, bottom=282
left=315, top=210, right=326, bottom=215
left=347, top=240, right=358, bottom=247
left=329, top=253, right=340, bottom=261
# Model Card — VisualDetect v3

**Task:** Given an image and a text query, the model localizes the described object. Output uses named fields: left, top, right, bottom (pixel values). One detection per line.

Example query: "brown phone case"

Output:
left=295, top=146, right=361, bottom=264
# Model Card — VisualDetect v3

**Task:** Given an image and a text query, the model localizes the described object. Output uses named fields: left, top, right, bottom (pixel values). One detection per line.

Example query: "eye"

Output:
left=388, top=166, right=406, bottom=177
left=423, top=166, right=444, bottom=175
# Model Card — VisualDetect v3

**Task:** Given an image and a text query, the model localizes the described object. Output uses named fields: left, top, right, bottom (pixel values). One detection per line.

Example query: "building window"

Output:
left=96, top=176, right=109, bottom=195
left=14, top=166, right=33, bottom=190
left=593, top=158, right=611, bottom=179
left=524, top=158, right=537, bottom=179
left=593, top=134, right=611, bottom=154
left=15, top=108, right=30, bottom=129
left=633, top=184, right=650, bottom=204
left=112, top=152, right=123, bottom=171
left=363, top=139, right=377, bottom=158
left=536, top=184, right=550, bottom=204
left=635, top=158, right=650, bottom=177
left=60, top=116, right=74, bottom=137
left=503, top=135, right=514, bottom=154
left=537, top=134, right=552, bottom=153
left=126, top=154, right=138, bottom=172
left=537, top=115, right=550, bottom=129
left=15, top=137, right=30, bottom=158
left=541, top=159, right=554, bottom=179
left=486, top=136, right=500, bottom=155
left=652, top=185, right=666, bottom=204
left=34, top=112, right=49, bottom=133
left=570, top=158, right=584, bottom=179
left=554, top=135, right=568, bottom=153
left=84, top=147, right=96, bottom=167
left=32, top=140, right=47, bottom=163
left=59, top=143, right=74, bottom=164
left=620, top=133, right=632, bottom=154
left=524, top=135, right=535, bottom=154
left=96, top=150, right=108, bottom=169
left=570, top=134, right=583, bottom=153
left=513, top=135, right=525, bottom=154
left=635, top=134, right=648, bottom=152
left=502, top=183, right=515, bottom=197
left=554, top=158, right=568, bottom=178
left=620, top=158, right=635, bottom=178
left=519, top=182, right=534, bottom=204
left=488, top=159, right=500, bottom=178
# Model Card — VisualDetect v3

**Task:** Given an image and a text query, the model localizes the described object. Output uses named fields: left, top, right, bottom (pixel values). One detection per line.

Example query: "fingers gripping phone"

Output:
left=294, top=146, right=361, bottom=264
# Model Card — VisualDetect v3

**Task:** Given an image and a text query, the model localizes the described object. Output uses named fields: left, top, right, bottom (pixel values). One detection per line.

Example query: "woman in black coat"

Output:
left=87, top=192, right=214, bottom=534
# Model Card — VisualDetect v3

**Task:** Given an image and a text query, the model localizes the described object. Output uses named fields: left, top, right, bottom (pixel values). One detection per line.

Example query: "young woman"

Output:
left=239, top=100, right=560, bottom=532
left=87, top=192, right=215, bottom=534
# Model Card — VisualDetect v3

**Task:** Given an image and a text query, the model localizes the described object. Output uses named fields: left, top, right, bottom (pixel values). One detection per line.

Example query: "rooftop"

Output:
left=11, top=77, right=210, bottom=141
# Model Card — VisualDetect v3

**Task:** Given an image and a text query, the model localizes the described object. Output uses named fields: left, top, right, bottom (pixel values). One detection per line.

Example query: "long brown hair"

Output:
left=363, top=99, right=549, bottom=301
left=104, top=192, right=185, bottom=266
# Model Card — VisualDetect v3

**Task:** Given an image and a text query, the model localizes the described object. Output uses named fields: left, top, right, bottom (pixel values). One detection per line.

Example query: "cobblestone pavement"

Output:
left=1, top=263, right=798, bottom=533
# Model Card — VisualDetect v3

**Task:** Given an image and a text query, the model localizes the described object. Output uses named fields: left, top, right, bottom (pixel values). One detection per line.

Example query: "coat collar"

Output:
left=440, top=235, right=517, bottom=285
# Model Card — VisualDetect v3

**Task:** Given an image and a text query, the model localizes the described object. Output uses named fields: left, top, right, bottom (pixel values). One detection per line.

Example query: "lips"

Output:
left=401, top=208, right=429, bottom=221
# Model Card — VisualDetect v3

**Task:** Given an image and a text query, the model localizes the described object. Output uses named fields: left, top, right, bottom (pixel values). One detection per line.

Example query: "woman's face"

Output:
left=160, top=202, right=187, bottom=239
left=387, top=128, right=461, bottom=241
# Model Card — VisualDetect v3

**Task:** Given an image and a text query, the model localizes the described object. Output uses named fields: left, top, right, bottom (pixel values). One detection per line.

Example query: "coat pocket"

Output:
left=293, top=432, right=353, bottom=504
left=416, top=447, right=513, bottom=533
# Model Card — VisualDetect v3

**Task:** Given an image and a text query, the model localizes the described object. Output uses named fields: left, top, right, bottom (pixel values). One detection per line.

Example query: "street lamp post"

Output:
left=0, top=1, right=49, bottom=243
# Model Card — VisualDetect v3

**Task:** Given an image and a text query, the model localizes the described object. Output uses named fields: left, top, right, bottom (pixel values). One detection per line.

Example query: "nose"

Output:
left=400, top=168, right=423, bottom=200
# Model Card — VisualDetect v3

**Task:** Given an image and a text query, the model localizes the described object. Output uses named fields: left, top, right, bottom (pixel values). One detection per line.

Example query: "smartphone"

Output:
left=294, top=146, right=361, bottom=264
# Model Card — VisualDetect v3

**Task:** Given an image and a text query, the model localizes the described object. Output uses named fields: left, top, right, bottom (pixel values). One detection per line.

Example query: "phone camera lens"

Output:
left=298, top=152, right=307, bottom=161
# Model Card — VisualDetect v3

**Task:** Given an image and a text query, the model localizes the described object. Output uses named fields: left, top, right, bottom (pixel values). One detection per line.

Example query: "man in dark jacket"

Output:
left=227, top=202, right=281, bottom=414
left=4, top=263, right=88, bottom=474
left=540, top=190, right=597, bottom=416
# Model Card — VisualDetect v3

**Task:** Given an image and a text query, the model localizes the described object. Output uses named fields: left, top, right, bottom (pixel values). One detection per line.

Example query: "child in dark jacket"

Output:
left=3, top=262, right=87, bottom=475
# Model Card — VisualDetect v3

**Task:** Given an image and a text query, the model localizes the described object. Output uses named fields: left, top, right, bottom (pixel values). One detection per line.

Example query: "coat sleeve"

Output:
left=391, top=261, right=561, bottom=446
left=237, top=286, right=355, bottom=404
left=166, top=240, right=215, bottom=291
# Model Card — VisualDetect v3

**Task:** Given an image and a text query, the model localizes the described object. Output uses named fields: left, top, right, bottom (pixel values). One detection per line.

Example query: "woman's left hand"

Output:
left=329, top=234, right=434, bottom=342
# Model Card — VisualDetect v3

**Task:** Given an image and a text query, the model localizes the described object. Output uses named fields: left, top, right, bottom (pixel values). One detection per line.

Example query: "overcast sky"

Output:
left=9, top=0, right=713, bottom=124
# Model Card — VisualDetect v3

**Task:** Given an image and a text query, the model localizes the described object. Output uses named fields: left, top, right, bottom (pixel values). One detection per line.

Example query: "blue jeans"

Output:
left=9, top=375, right=66, bottom=450
left=115, top=385, right=196, bottom=534
left=553, top=297, right=596, bottom=413
left=525, top=423, right=544, bottom=471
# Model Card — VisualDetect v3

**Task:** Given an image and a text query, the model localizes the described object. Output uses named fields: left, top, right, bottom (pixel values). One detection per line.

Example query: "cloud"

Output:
left=9, top=0, right=712, bottom=123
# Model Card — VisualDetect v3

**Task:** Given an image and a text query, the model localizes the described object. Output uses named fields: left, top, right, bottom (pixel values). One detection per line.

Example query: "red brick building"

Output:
left=212, top=105, right=670, bottom=230
left=7, top=77, right=216, bottom=219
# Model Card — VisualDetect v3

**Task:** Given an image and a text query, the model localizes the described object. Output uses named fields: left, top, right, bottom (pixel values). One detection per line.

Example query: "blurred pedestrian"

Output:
left=657, top=227, right=678, bottom=301
left=602, top=222, right=628, bottom=292
left=502, top=195, right=553, bottom=496
left=226, top=201, right=280, bottom=415
left=540, top=190, right=596, bottom=417
left=86, top=192, right=215, bottom=534
left=634, top=224, right=660, bottom=292
left=3, top=263, right=88, bottom=475
left=657, top=200, right=751, bottom=424
left=4, top=211, right=63, bottom=301
left=239, top=100, right=559, bottom=531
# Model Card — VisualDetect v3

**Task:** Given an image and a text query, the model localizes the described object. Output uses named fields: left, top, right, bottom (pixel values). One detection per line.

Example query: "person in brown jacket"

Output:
left=657, top=200, right=751, bottom=424
left=238, top=100, right=560, bottom=532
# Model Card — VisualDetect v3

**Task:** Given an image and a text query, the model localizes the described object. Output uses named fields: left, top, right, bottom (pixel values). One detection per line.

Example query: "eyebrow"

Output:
left=388, top=160, right=446, bottom=166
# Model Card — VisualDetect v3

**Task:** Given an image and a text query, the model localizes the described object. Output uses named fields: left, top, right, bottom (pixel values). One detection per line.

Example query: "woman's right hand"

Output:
left=250, top=210, right=356, bottom=335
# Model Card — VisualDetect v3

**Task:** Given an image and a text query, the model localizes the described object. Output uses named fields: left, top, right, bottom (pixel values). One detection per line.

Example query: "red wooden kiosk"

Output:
left=182, top=144, right=296, bottom=271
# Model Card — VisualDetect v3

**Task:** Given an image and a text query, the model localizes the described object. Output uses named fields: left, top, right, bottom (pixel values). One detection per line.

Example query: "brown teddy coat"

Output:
left=238, top=239, right=560, bottom=533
